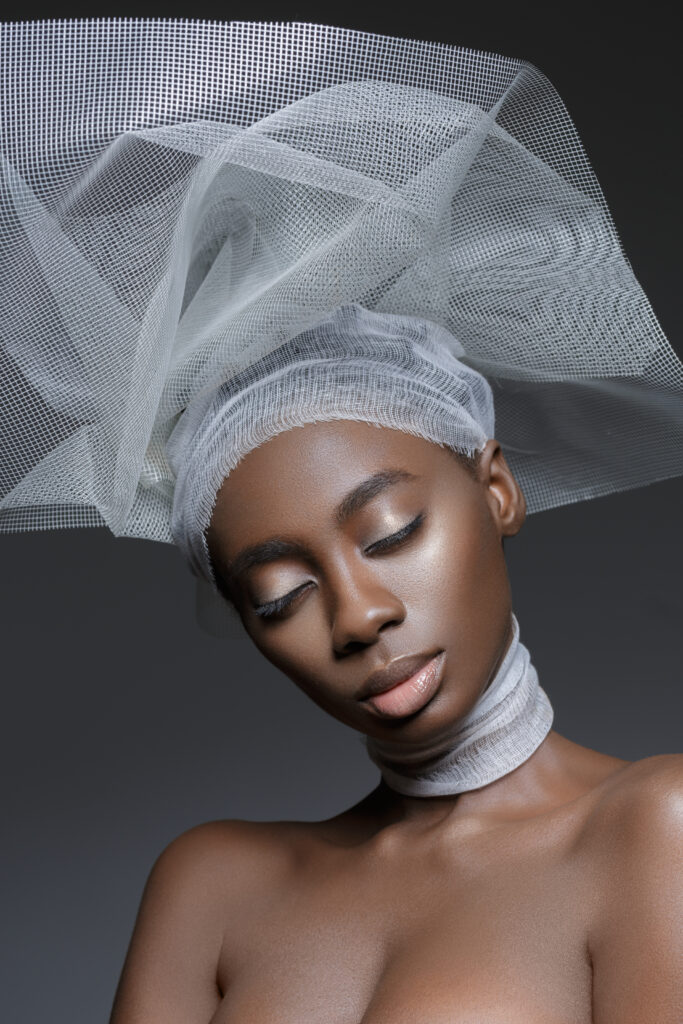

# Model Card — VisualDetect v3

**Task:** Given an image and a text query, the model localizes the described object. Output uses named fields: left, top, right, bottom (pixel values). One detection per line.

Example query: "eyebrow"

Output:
left=223, top=468, right=419, bottom=585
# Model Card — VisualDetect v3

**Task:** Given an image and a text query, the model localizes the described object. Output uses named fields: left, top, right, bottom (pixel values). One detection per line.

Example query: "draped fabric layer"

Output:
left=1, top=19, right=682, bottom=545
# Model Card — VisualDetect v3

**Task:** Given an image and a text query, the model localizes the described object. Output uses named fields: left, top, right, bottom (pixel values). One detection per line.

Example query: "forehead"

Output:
left=210, top=420, right=446, bottom=546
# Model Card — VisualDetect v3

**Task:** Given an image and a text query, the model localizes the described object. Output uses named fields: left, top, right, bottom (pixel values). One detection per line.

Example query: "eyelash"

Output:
left=253, top=512, right=426, bottom=621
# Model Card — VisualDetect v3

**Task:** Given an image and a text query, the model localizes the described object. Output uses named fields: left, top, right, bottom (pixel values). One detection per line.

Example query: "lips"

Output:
left=363, top=652, right=447, bottom=718
left=356, top=650, right=444, bottom=701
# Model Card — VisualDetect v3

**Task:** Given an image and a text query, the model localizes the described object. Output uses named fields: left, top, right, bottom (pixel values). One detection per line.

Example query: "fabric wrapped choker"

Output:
left=365, top=614, right=554, bottom=797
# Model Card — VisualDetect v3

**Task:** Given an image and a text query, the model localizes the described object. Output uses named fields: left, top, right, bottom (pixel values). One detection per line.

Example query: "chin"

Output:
left=365, top=686, right=471, bottom=760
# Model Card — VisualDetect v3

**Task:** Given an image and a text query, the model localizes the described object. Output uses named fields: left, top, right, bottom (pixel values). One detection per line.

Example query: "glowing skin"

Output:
left=110, top=418, right=682, bottom=1024
left=207, top=421, right=524, bottom=766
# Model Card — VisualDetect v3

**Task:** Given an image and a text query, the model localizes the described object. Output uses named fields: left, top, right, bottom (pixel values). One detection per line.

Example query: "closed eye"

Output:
left=252, top=512, right=426, bottom=620
left=364, top=511, right=425, bottom=555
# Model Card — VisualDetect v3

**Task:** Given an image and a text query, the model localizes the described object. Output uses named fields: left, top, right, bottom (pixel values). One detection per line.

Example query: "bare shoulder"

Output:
left=579, top=752, right=683, bottom=876
left=586, top=751, right=683, bottom=829
left=109, top=819, right=306, bottom=1022
left=582, top=755, right=683, bottom=1022
left=152, top=817, right=306, bottom=899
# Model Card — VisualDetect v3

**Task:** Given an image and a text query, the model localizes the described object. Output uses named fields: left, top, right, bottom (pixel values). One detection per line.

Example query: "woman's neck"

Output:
left=337, top=731, right=630, bottom=843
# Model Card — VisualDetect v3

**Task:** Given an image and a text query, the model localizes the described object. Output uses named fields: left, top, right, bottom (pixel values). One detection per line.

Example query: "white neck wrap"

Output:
left=364, top=615, right=554, bottom=796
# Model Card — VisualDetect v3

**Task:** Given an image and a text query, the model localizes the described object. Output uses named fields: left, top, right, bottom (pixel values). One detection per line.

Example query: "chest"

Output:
left=212, top=828, right=594, bottom=1024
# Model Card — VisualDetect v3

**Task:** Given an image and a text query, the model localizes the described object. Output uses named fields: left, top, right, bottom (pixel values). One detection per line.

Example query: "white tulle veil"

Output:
left=1, top=20, right=681, bottom=599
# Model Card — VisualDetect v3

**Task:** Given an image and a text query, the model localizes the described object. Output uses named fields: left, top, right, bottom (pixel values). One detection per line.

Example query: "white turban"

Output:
left=166, top=304, right=495, bottom=584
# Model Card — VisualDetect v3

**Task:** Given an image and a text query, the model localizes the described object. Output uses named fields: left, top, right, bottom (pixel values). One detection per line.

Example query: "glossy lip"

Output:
left=363, top=652, right=447, bottom=719
left=356, top=650, right=443, bottom=701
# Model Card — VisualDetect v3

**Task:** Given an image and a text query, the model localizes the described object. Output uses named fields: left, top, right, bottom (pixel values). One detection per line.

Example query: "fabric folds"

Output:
left=0, top=19, right=682, bottom=551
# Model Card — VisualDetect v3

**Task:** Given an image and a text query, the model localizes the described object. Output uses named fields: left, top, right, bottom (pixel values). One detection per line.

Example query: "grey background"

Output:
left=2, top=4, right=681, bottom=1022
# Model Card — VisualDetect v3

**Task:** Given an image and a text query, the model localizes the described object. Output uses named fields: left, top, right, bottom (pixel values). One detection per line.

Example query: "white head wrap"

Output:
left=1, top=19, right=682, bottom=567
left=167, top=303, right=494, bottom=584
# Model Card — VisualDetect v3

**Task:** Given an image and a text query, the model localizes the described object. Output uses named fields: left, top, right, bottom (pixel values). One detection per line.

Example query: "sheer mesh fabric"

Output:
left=1, top=19, right=681, bottom=552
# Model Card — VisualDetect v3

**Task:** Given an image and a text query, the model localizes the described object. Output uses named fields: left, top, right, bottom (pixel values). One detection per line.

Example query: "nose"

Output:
left=331, top=572, right=406, bottom=654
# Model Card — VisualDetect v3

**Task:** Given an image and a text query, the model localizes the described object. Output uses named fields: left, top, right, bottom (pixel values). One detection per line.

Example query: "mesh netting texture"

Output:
left=1, top=18, right=682, bottom=550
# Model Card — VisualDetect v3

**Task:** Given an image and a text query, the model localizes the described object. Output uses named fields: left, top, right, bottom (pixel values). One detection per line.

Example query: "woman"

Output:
left=0, top=19, right=680, bottom=1024
left=107, top=305, right=681, bottom=1023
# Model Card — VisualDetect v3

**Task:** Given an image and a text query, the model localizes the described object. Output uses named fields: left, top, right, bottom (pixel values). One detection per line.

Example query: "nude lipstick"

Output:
left=364, top=651, right=446, bottom=718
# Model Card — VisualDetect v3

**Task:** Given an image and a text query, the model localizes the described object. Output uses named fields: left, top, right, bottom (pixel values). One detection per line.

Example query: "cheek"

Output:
left=405, top=506, right=484, bottom=593
left=416, top=505, right=507, bottom=622
left=248, top=628, right=351, bottom=723
left=245, top=613, right=324, bottom=698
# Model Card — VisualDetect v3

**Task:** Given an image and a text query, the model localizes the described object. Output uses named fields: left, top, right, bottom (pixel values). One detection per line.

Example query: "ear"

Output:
left=477, top=439, right=526, bottom=537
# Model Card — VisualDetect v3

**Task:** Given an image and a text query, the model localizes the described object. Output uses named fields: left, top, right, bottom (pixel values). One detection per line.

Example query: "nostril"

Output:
left=344, top=640, right=369, bottom=654
left=379, top=618, right=402, bottom=632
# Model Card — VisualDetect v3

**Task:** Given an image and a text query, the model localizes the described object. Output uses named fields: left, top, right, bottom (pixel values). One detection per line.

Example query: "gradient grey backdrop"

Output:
left=1, top=4, right=681, bottom=1022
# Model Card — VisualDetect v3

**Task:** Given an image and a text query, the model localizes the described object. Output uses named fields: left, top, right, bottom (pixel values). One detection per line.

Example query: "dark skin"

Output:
left=110, top=421, right=683, bottom=1024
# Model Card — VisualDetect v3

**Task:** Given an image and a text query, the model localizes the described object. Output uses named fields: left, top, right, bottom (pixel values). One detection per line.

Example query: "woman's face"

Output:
left=207, top=421, right=526, bottom=759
